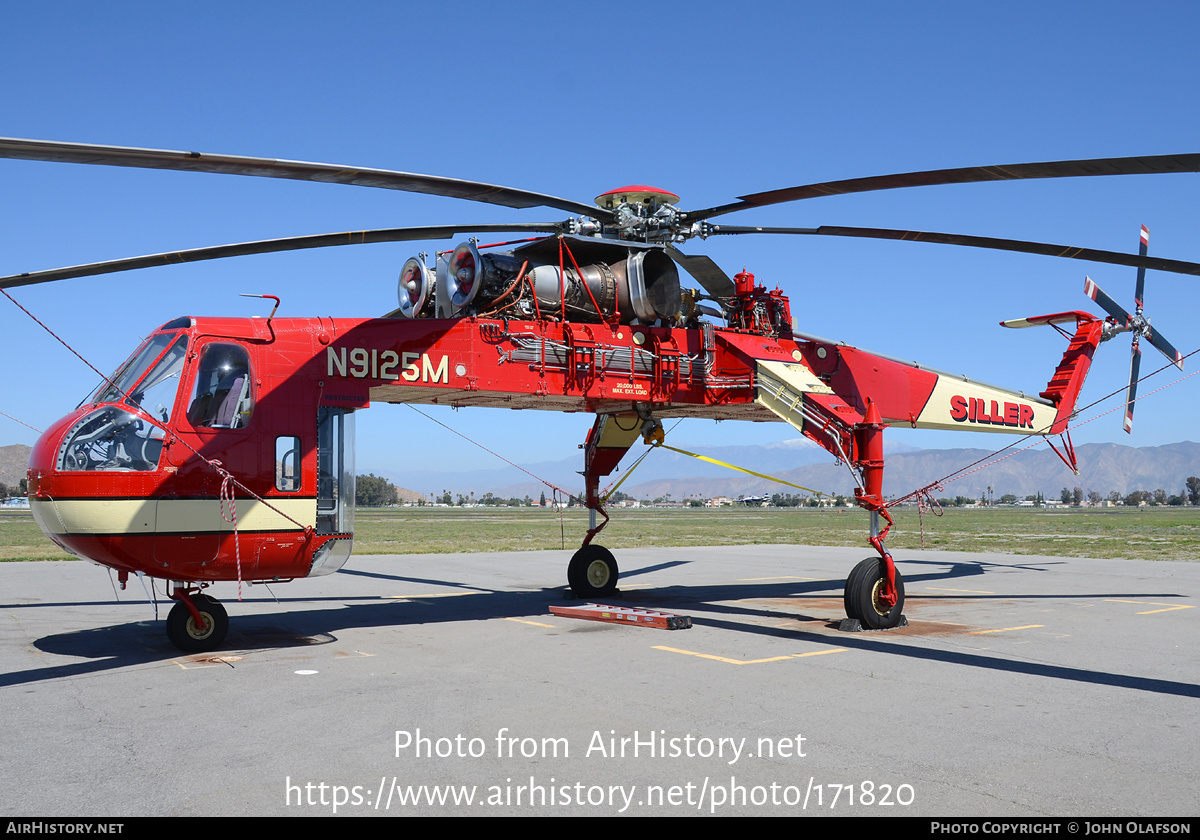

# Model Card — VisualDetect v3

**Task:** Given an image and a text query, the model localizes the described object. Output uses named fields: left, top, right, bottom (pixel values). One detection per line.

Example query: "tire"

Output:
left=843, top=557, right=873, bottom=621
left=567, top=545, right=619, bottom=597
left=844, top=557, right=905, bottom=629
left=166, top=593, right=229, bottom=652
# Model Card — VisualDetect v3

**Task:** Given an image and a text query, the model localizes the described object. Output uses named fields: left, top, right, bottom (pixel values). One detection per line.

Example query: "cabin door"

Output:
left=316, top=406, right=356, bottom=536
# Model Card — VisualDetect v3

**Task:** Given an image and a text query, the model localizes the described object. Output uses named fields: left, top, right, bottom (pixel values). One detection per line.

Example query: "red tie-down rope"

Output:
left=0, top=409, right=40, bottom=434
left=212, top=461, right=243, bottom=599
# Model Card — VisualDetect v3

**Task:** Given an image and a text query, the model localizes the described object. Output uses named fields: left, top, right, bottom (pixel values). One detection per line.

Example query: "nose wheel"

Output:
left=166, top=592, right=229, bottom=652
left=567, top=544, right=619, bottom=597
left=843, top=556, right=905, bottom=629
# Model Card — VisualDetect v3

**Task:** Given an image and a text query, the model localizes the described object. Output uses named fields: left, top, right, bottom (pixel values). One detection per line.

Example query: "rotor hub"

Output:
left=595, top=187, right=684, bottom=241
left=594, top=186, right=680, bottom=211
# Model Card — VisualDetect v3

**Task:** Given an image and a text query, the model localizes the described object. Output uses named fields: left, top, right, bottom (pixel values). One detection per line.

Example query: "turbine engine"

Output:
left=397, top=235, right=682, bottom=325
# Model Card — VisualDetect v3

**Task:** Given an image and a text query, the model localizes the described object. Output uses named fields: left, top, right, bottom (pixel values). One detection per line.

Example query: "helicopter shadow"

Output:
left=12, top=554, right=1197, bottom=698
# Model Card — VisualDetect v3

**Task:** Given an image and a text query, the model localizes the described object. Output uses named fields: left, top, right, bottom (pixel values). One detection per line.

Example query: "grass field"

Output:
left=4, top=505, right=1198, bottom=562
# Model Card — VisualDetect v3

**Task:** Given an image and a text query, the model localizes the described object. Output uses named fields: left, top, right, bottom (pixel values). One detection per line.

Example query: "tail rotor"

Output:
left=1084, top=225, right=1184, bottom=434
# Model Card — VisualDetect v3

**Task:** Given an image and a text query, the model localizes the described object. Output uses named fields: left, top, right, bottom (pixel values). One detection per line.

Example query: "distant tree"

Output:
left=1153, top=489, right=1167, bottom=506
left=355, top=473, right=397, bottom=507
left=1087, top=490, right=1102, bottom=505
left=1060, top=487, right=1072, bottom=505
left=0, top=482, right=7, bottom=499
left=1000, top=494, right=1018, bottom=505
left=1072, top=487, right=1083, bottom=506
left=539, top=491, right=547, bottom=507
left=1187, top=477, right=1200, bottom=506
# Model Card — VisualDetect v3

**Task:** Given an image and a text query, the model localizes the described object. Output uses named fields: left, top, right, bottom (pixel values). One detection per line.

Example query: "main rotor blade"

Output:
left=0, top=223, right=564, bottom=289
left=692, top=153, right=1200, bottom=221
left=711, top=224, right=1200, bottom=277
left=664, top=246, right=736, bottom=297
left=0, top=137, right=608, bottom=220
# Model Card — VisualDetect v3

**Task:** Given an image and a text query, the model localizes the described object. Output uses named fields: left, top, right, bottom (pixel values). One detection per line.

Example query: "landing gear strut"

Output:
left=843, top=399, right=905, bottom=630
left=166, top=589, right=229, bottom=652
left=567, top=413, right=649, bottom=599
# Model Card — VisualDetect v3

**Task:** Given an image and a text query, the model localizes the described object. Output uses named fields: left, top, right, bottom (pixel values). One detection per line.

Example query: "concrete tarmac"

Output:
left=1, top=545, right=1197, bottom=817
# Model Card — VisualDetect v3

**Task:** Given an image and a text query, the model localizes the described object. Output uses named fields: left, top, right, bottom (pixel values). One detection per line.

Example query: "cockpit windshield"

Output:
left=127, top=337, right=189, bottom=424
left=59, top=332, right=189, bottom=473
left=86, top=332, right=187, bottom=413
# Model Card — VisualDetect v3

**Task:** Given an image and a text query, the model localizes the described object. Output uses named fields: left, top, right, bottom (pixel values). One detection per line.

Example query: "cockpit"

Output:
left=56, top=328, right=190, bottom=472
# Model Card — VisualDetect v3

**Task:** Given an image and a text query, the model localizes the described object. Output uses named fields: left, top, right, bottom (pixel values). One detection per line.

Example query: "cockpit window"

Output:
left=186, top=343, right=254, bottom=429
left=59, top=334, right=190, bottom=473
left=125, top=337, right=188, bottom=425
left=57, top=406, right=167, bottom=472
left=86, top=332, right=185, bottom=408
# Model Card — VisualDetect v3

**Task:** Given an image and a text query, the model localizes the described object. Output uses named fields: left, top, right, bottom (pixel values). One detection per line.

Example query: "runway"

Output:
left=1, top=545, right=1197, bottom=817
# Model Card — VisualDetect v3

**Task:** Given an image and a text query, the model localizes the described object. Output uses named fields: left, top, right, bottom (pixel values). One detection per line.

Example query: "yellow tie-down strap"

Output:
left=601, top=439, right=825, bottom=503
left=652, top=443, right=825, bottom=497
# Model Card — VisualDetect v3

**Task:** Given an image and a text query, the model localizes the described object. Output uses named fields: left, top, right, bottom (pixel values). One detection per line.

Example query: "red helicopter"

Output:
left=1, top=138, right=1196, bottom=651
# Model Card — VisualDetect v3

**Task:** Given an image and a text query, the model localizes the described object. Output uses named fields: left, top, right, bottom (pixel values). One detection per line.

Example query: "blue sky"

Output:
left=3, top=1, right=1200, bottom=482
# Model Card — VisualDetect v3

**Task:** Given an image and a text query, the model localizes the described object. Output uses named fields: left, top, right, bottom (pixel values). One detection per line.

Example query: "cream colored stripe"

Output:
left=31, top=497, right=315, bottom=535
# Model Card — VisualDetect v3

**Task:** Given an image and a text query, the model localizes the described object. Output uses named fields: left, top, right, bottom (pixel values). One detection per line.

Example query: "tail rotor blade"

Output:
left=1124, top=339, right=1142, bottom=434
left=1145, top=325, right=1185, bottom=370
left=1084, top=276, right=1132, bottom=324
left=1134, top=225, right=1149, bottom=311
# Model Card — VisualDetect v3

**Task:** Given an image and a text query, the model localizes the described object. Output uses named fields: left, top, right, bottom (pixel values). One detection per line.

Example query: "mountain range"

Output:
left=6, top=440, right=1199, bottom=503
left=379, top=439, right=1200, bottom=503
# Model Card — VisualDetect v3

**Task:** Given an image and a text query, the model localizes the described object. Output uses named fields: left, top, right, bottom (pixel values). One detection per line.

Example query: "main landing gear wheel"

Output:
left=166, top=593, right=229, bottom=652
left=567, top=544, right=619, bottom=597
left=843, top=557, right=905, bottom=630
